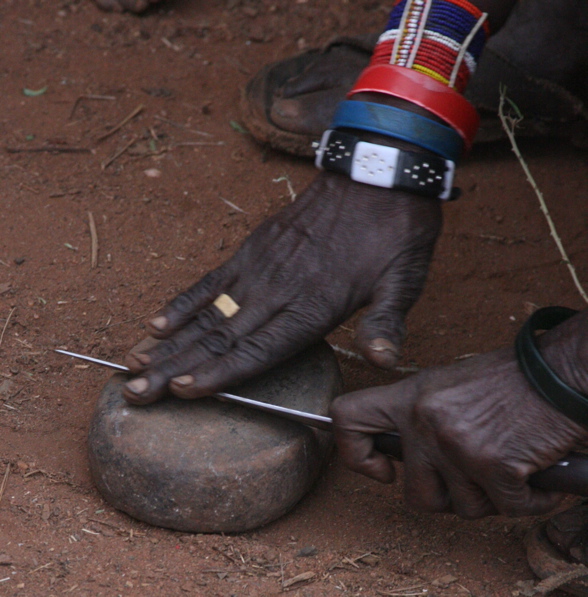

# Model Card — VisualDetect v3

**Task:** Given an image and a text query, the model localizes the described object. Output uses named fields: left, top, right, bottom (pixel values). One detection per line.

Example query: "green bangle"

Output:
left=515, top=306, right=588, bottom=426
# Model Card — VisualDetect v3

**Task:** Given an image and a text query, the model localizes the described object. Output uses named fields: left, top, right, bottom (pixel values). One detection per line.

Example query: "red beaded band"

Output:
left=348, top=64, right=479, bottom=150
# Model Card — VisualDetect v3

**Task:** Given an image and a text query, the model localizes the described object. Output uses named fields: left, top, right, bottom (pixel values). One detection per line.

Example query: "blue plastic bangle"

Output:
left=331, top=100, right=464, bottom=162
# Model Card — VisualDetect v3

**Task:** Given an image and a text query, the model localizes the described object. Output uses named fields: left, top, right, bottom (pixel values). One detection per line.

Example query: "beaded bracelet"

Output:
left=346, top=0, right=488, bottom=149
left=516, top=306, right=588, bottom=428
left=379, top=0, right=489, bottom=93
left=331, top=100, right=464, bottom=162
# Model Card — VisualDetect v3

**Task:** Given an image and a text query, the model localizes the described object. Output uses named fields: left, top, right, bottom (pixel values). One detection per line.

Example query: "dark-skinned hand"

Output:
left=330, top=309, right=588, bottom=519
left=123, top=171, right=442, bottom=404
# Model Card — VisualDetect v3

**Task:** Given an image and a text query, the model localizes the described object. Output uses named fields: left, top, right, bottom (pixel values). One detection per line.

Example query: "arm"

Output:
left=123, top=0, right=518, bottom=404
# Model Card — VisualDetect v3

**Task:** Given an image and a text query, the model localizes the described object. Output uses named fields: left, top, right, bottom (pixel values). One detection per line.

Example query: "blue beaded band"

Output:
left=331, top=100, right=463, bottom=162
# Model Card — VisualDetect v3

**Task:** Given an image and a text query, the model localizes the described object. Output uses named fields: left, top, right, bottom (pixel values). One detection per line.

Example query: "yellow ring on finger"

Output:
left=213, top=293, right=240, bottom=318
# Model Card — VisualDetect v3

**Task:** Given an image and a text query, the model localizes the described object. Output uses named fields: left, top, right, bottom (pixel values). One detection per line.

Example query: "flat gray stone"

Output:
left=88, top=341, right=342, bottom=532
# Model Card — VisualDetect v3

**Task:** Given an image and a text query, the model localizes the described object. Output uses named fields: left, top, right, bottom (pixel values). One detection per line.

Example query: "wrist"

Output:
left=340, top=93, right=463, bottom=164
left=314, top=129, right=458, bottom=200
left=517, top=308, right=588, bottom=430
left=538, top=309, right=588, bottom=396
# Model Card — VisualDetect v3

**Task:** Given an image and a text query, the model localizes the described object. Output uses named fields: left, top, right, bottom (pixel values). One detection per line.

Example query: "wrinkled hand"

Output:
left=123, top=171, right=441, bottom=404
left=330, top=309, right=588, bottom=518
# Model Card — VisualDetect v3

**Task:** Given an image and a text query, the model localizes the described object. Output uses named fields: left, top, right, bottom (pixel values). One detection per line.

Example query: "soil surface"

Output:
left=1, top=1, right=587, bottom=596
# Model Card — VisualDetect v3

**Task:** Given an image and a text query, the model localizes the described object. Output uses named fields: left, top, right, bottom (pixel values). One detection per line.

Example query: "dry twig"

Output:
left=97, top=104, right=144, bottom=142
left=153, top=115, right=212, bottom=136
left=49, top=190, right=82, bottom=198
left=88, top=211, right=98, bottom=268
left=533, top=566, right=588, bottom=594
left=219, top=196, right=248, bottom=214
left=101, top=135, right=138, bottom=170
left=173, top=141, right=224, bottom=147
left=498, top=86, right=588, bottom=304
left=0, top=464, right=11, bottom=505
left=0, top=307, right=16, bottom=346
left=5, top=146, right=91, bottom=154
left=69, top=94, right=116, bottom=119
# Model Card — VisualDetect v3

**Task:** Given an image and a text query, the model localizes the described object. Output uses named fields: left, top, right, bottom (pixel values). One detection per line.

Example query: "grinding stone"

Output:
left=88, top=341, right=342, bottom=533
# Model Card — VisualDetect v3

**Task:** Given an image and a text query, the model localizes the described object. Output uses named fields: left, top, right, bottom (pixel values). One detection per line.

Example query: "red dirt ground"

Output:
left=1, top=1, right=587, bottom=595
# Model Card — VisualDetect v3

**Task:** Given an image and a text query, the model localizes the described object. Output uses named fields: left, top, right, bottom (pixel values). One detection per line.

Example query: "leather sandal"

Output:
left=240, top=34, right=378, bottom=157
left=526, top=504, right=588, bottom=596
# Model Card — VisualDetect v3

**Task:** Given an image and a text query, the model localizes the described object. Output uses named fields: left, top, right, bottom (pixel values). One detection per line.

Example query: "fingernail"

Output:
left=172, top=375, right=194, bottom=387
left=133, top=353, right=151, bottom=366
left=125, top=377, right=149, bottom=395
left=149, top=316, right=168, bottom=332
left=369, top=338, right=397, bottom=354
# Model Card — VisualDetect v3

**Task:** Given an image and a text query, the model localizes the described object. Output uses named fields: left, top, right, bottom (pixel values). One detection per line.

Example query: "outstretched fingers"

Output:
left=124, top=301, right=300, bottom=404
left=167, top=309, right=335, bottom=399
left=146, top=265, right=237, bottom=338
left=125, top=306, right=227, bottom=372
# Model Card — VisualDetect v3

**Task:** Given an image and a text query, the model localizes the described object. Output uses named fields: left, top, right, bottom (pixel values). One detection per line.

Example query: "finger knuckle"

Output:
left=171, top=270, right=227, bottom=315
left=169, top=289, right=201, bottom=316
left=195, top=308, right=222, bottom=331
left=150, top=338, right=181, bottom=360
left=412, top=394, right=453, bottom=438
left=199, top=330, right=233, bottom=357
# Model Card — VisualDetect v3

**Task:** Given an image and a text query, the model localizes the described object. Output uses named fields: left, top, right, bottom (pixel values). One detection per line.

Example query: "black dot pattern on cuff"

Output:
left=515, top=306, right=588, bottom=427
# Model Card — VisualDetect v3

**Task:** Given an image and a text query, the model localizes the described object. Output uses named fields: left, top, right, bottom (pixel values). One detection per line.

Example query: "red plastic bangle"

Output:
left=348, top=64, right=479, bottom=150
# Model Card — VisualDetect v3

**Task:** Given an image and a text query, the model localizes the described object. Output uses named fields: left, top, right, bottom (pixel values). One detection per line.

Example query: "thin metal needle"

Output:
left=54, top=349, right=333, bottom=430
left=55, top=349, right=130, bottom=372
left=53, top=350, right=588, bottom=494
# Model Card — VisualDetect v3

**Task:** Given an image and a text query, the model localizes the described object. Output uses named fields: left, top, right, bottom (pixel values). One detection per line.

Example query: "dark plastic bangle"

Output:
left=331, top=100, right=464, bottom=162
left=515, top=306, right=588, bottom=426
left=348, top=65, right=480, bottom=150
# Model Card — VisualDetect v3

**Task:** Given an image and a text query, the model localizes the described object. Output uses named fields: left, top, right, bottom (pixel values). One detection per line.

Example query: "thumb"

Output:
left=355, top=291, right=407, bottom=369
left=330, top=388, right=401, bottom=484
